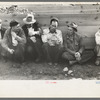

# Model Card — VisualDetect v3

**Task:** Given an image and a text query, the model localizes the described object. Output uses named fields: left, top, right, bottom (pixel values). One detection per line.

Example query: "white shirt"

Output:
left=95, top=30, right=100, bottom=45
left=11, top=32, right=18, bottom=46
left=42, top=28, right=63, bottom=45
left=28, top=27, right=39, bottom=36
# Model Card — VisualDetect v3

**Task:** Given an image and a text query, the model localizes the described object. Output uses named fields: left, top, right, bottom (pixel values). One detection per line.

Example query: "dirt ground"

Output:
left=0, top=4, right=100, bottom=80
left=0, top=57, right=99, bottom=80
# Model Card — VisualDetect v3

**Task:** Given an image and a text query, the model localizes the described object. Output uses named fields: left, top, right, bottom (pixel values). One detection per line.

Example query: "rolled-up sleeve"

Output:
left=42, top=28, right=49, bottom=43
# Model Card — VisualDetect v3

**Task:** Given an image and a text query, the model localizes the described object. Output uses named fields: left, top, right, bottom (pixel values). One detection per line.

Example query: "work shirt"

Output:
left=2, top=27, right=26, bottom=51
left=42, top=28, right=63, bottom=45
left=64, top=32, right=83, bottom=52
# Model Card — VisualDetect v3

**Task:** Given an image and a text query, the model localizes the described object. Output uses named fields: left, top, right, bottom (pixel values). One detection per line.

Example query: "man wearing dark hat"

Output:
left=62, top=22, right=94, bottom=65
left=42, top=17, right=63, bottom=65
left=22, top=14, right=43, bottom=62
left=2, top=20, right=26, bottom=63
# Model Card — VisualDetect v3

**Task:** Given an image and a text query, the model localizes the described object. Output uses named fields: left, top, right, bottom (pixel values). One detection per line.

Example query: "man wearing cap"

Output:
left=2, top=20, right=26, bottom=63
left=62, top=22, right=94, bottom=65
left=42, top=17, right=63, bottom=65
left=22, top=14, right=43, bottom=62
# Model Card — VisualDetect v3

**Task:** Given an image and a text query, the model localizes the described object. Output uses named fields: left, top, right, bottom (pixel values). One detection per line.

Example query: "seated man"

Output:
left=42, top=17, right=63, bottom=65
left=22, top=14, right=43, bottom=62
left=2, top=20, right=26, bottom=63
left=95, top=29, right=100, bottom=65
left=0, top=19, right=6, bottom=57
left=62, top=22, right=94, bottom=65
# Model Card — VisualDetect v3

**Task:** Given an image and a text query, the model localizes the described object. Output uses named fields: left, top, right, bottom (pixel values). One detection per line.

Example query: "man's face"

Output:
left=49, top=25, right=56, bottom=33
left=12, top=24, right=20, bottom=33
left=51, top=21, right=58, bottom=28
left=68, top=27, right=74, bottom=36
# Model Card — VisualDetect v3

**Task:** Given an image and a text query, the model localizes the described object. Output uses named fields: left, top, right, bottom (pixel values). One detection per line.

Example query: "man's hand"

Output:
left=48, top=40, right=55, bottom=46
left=8, top=48, right=14, bottom=54
left=30, top=36, right=36, bottom=43
left=75, top=52, right=81, bottom=61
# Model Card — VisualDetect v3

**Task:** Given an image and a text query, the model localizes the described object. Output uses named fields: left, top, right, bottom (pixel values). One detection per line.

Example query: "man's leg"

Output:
left=54, top=45, right=64, bottom=63
left=62, top=52, right=75, bottom=61
left=42, top=43, right=52, bottom=63
left=62, top=51, right=77, bottom=65
left=78, top=50, right=94, bottom=64
left=25, top=38, right=37, bottom=61
left=33, top=38, right=43, bottom=62
left=14, top=44, right=25, bottom=63
left=94, top=45, right=100, bottom=65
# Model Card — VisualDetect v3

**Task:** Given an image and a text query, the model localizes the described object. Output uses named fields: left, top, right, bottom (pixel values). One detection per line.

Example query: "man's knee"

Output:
left=42, top=43, right=50, bottom=49
left=62, top=52, right=75, bottom=61
left=26, top=46, right=33, bottom=53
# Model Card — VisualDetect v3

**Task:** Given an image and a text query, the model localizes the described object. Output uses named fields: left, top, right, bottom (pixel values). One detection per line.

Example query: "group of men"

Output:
left=0, top=13, right=99, bottom=66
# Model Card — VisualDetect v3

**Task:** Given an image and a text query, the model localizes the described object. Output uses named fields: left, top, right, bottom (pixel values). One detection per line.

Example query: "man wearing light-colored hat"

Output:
left=22, top=13, right=43, bottom=62
left=62, top=22, right=94, bottom=66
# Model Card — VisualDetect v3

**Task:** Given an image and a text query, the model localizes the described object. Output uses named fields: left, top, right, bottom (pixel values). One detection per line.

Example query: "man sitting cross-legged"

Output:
left=62, top=22, right=94, bottom=66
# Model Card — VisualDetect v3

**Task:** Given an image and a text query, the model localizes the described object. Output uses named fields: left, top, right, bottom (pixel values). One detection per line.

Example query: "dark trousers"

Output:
left=42, top=43, right=63, bottom=63
left=62, top=50, right=94, bottom=64
left=6, top=44, right=25, bottom=63
left=95, top=45, right=100, bottom=57
left=25, top=37, right=43, bottom=61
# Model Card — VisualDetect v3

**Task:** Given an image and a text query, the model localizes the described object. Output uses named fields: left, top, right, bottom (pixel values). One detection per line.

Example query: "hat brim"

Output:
left=23, top=18, right=36, bottom=24
left=67, top=25, right=77, bottom=32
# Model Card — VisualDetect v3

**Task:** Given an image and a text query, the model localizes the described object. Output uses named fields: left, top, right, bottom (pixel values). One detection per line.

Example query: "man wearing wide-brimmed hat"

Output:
left=22, top=14, right=43, bottom=62
left=2, top=20, right=26, bottom=63
left=62, top=22, right=94, bottom=66
left=42, top=17, right=63, bottom=66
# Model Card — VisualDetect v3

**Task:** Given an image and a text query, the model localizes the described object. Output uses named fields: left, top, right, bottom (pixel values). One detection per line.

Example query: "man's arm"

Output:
left=1, top=29, right=12, bottom=52
left=57, top=30, right=63, bottom=45
left=15, top=28, right=26, bottom=44
left=78, top=36, right=85, bottom=55
left=64, top=34, right=76, bottom=55
left=41, top=29, right=49, bottom=43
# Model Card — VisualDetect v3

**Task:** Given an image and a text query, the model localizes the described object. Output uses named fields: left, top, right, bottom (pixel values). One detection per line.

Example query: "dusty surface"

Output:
left=0, top=58, right=99, bottom=80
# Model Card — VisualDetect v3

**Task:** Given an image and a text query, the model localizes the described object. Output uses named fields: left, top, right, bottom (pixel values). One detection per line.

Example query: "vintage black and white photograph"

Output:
left=0, top=2, right=100, bottom=80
